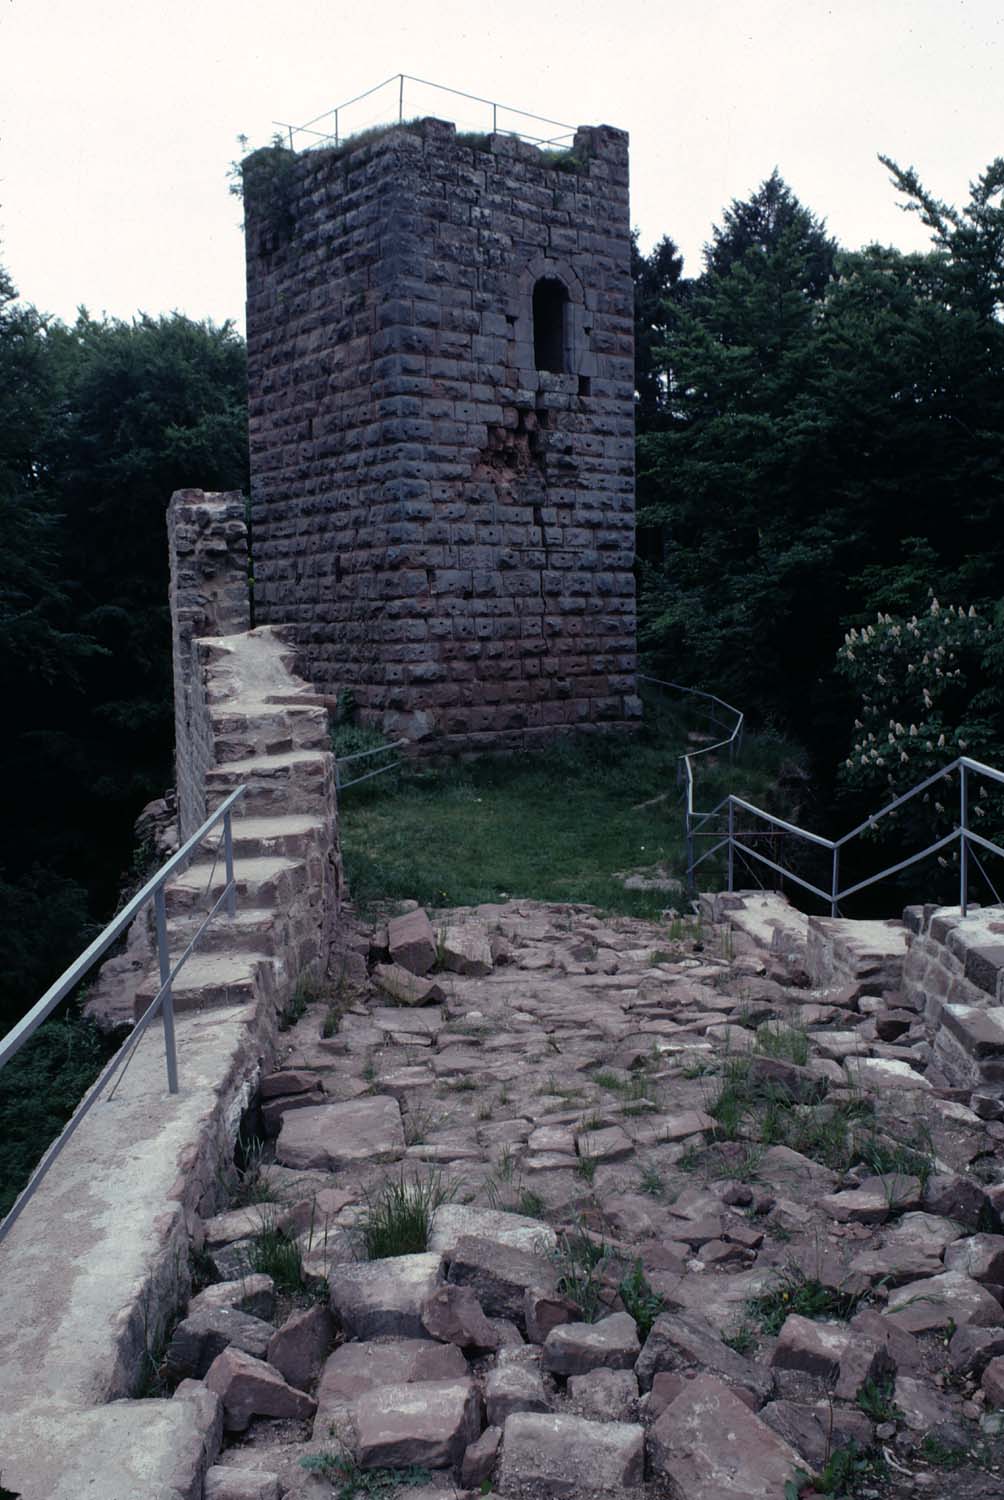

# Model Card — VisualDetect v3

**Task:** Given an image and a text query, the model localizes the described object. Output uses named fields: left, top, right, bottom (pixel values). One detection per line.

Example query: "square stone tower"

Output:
left=243, top=116, right=638, bottom=751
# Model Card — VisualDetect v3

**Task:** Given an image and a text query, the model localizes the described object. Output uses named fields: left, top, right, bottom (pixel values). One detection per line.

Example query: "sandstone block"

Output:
left=164, top=1307, right=274, bottom=1381
left=373, top=963, right=445, bottom=1006
left=461, top=1424, right=502, bottom=1488
left=204, top=1467, right=281, bottom=1500
left=441, top=923, right=493, bottom=976
left=944, top=1233, right=1004, bottom=1285
left=267, top=1303, right=335, bottom=1390
left=647, top=1374, right=803, bottom=1499
left=567, top=1367, right=638, bottom=1421
left=276, top=1095, right=405, bottom=1170
left=187, top=1274, right=275, bottom=1322
left=635, top=1311, right=772, bottom=1405
left=204, top=1347, right=317, bottom=1432
left=330, top=1252, right=444, bottom=1338
left=429, top=1203, right=557, bottom=1257
left=500, top=1410, right=644, bottom=1497
left=885, top=1270, right=1004, bottom=1333
left=388, top=907, right=437, bottom=975
left=353, top=1378, right=482, bottom=1470
left=446, top=1234, right=558, bottom=1320
left=983, top=1356, right=1004, bottom=1406
left=542, top=1312, right=639, bottom=1376
left=771, top=1314, right=849, bottom=1383
left=421, top=1284, right=499, bottom=1349
left=486, top=1356, right=551, bottom=1425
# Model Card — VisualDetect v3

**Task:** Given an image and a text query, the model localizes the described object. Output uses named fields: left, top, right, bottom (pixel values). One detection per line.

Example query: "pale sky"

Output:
left=1, top=0, right=1000, bottom=331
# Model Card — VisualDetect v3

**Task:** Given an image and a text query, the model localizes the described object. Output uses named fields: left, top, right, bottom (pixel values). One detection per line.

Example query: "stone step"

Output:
left=133, top=950, right=275, bottom=1018
left=165, top=906, right=278, bottom=956
left=205, top=751, right=331, bottom=816
left=204, top=813, right=331, bottom=861
left=164, top=855, right=307, bottom=916
left=211, top=704, right=330, bottom=761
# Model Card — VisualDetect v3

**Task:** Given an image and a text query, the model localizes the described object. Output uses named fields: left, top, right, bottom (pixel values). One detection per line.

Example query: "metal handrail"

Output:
left=701, top=755, right=1004, bottom=917
left=0, top=786, right=246, bottom=1244
left=336, top=738, right=408, bottom=792
left=637, top=674, right=745, bottom=884
left=273, top=73, right=578, bottom=153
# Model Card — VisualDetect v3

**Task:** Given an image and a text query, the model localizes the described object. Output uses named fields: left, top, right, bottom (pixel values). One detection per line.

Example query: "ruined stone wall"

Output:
left=244, top=117, right=638, bottom=751
left=168, top=489, right=250, bottom=838
left=903, top=902, right=1004, bottom=1088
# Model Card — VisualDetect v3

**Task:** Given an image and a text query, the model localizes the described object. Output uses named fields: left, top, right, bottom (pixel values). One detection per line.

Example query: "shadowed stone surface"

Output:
left=352, top=1378, right=482, bottom=1469
left=329, top=1253, right=444, bottom=1338
left=500, top=1410, right=645, bottom=1497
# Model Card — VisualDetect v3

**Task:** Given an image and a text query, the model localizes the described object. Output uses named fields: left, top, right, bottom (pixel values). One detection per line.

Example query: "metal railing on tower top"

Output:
left=272, top=74, right=578, bottom=154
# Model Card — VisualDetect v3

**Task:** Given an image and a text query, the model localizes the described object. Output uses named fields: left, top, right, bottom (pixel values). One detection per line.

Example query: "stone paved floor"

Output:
left=183, top=898, right=1004, bottom=1500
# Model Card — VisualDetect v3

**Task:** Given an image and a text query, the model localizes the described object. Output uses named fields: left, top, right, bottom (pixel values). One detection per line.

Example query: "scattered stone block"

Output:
left=500, top=1411, right=645, bottom=1497
left=417, top=1275, right=497, bottom=1346
left=267, top=1303, right=334, bottom=1390
left=771, top=1314, right=849, bottom=1383
left=948, top=1323, right=1004, bottom=1377
left=353, top=1378, right=482, bottom=1470
left=944, top=1233, right=1004, bottom=1285
left=648, top=1374, right=803, bottom=1499
left=202, top=1204, right=290, bottom=1247
left=260, top=1069, right=323, bottom=1098
left=329, top=1252, right=443, bottom=1338
left=373, top=963, right=445, bottom=1007
left=276, top=1095, right=405, bottom=1170
left=983, top=1356, right=1004, bottom=1406
left=819, top=1173, right=922, bottom=1225
left=388, top=908, right=437, bottom=976
left=441, top=924, right=493, bottom=976
left=524, top=1288, right=580, bottom=1344
left=575, top=1125, right=634, bottom=1162
left=747, top=1055, right=827, bottom=1103
left=542, top=1312, right=639, bottom=1376
left=567, top=1367, right=638, bottom=1421
left=760, top=1400, right=874, bottom=1470
left=446, top=1234, right=558, bottom=1320
left=204, top=1347, right=317, bottom=1432
left=204, top=1467, right=281, bottom=1500
left=164, top=1306, right=274, bottom=1381
left=885, top=1270, right=1004, bottom=1333
left=635, top=1310, right=773, bottom=1404
left=462, top=1424, right=502, bottom=1488
left=924, top=1172, right=995, bottom=1227
left=486, top=1356, right=551, bottom=1425
left=187, top=1274, right=275, bottom=1322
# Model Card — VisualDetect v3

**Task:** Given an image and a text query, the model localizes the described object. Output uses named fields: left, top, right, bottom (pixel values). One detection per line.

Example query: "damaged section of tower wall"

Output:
left=243, top=117, right=639, bottom=751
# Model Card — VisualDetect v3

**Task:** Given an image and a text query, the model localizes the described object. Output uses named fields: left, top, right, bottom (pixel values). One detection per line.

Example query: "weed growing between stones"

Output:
left=755, top=1023, right=810, bottom=1066
left=229, top=1131, right=276, bottom=1208
left=918, top=1434, right=969, bottom=1469
left=552, top=1230, right=608, bottom=1322
left=279, top=971, right=323, bottom=1031
left=785, top=1441, right=888, bottom=1498
left=746, top=1267, right=864, bottom=1336
left=359, top=1172, right=452, bottom=1259
left=517, top=1188, right=546, bottom=1219
left=248, top=1213, right=306, bottom=1294
left=638, top=1165, right=665, bottom=1197
left=301, top=1446, right=431, bottom=1499
left=574, top=1157, right=598, bottom=1184
left=855, top=1374, right=903, bottom=1423
left=617, top=1258, right=665, bottom=1339
left=722, top=1322, right=758, bottom=1357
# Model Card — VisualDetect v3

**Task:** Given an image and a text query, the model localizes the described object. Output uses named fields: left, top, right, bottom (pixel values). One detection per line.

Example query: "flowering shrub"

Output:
left=835, top=599, right=1004, bottom=873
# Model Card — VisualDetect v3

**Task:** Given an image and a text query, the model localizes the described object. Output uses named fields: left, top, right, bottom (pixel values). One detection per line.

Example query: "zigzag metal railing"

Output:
left=690, top=756, right=1004, bottom=918
left=274, top=73, right=577, bottom=153
left=0, top=785, right=247, bottom=1245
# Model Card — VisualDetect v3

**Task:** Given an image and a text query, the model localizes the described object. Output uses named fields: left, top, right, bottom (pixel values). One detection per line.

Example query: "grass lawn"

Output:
left=336, top=701, right=801, bottom=919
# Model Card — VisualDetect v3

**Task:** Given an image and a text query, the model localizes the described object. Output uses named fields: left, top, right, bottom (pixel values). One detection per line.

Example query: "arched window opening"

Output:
left=533, top=277, right=569, bottom=373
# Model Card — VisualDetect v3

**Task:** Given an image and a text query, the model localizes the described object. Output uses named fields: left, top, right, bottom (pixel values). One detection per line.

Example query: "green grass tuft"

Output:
left=359, top=1173, right=452, bottom=1259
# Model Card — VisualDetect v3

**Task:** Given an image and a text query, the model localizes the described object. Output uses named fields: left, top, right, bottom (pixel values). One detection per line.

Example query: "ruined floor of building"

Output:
left=164, top=891, right=1004, bottom=1500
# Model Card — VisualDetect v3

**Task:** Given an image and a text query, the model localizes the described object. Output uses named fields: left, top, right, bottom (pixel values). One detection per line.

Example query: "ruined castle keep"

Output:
left=243, top=116, right=639, bottom=750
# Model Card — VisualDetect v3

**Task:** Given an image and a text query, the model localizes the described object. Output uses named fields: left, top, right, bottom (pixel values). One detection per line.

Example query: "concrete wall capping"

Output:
left=244, top=115, right=637, bottom=749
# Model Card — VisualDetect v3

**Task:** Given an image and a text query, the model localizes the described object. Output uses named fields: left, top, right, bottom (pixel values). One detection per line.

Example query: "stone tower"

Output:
left=243, top=116, right=638, bottom=751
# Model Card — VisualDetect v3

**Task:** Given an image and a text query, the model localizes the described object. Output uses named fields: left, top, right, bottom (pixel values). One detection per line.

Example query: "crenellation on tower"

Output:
left=243, top=113, right=639, bottom=751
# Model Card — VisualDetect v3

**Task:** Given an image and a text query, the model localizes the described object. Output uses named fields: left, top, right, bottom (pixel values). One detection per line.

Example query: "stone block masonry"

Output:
left=243, top=116, right=639, bottom=752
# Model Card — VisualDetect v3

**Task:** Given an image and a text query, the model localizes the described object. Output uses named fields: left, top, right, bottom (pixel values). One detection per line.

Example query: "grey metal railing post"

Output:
left=831, top=846, right=840, bottom=918
left=224, top=808, right=237, bottom=919
left=154, top=888, right=179, bottom=1095
left=492, top=102, right=497, bottom=132
left=399, top=74, right=404, bottom=122
left=960, top=762, right=969, bottom=917
left=727, top=800, right=735, bottom=892
left=334, top=109, right=339, bottom=147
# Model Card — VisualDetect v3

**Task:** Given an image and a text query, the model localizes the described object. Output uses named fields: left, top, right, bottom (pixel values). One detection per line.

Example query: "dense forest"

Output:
left=1, top=151, right=1003, bottom=1043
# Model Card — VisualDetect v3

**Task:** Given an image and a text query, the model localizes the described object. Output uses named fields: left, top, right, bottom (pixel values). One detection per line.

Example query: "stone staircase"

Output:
left=133, top=627, right=340, bottom=1020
